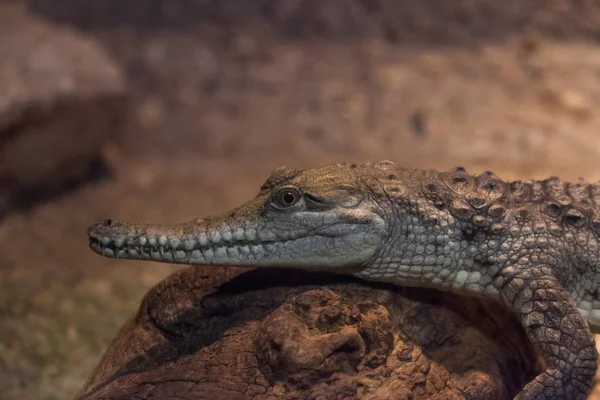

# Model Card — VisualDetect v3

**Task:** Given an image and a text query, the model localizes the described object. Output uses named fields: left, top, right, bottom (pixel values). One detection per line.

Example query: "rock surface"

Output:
left=0, top=5, right=125, bottom=216
left=76, top=267, right=539, bottom=400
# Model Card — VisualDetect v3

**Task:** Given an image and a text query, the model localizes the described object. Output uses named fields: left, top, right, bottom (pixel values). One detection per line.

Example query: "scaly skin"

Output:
left=88, top=161, right=600, bottom=399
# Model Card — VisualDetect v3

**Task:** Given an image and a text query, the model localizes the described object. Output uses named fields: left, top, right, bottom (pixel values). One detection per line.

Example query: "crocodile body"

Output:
left=88, top=161, right=600, bottom=400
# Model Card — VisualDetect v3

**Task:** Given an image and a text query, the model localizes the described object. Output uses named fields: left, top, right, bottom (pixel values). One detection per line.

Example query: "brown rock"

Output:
left=0, top=5, right=125, bottom=216
left=75, top=267, right=540, bottom=400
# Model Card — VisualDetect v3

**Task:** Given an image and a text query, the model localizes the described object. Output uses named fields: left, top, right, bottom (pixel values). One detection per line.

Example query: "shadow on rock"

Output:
left=76, top=267, right=540, bottom=400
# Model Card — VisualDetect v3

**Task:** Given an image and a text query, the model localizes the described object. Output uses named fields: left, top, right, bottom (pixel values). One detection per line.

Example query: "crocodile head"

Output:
left=88, top=162, right=389, bottom=271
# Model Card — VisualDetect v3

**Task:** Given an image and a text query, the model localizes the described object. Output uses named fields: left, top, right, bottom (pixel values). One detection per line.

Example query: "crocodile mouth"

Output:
left=88, top=218, right=374, bottom=260
left=89, top=234, right=283, bottom=263
left=88, top=207, right=385, bottom=268
left=88, top=232, right=335, bottom=264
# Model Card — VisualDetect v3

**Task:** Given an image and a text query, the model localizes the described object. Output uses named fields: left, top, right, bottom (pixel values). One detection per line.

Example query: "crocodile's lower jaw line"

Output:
left=88, top=227, right=382, bottom=268
left=89, top=234, right=300, bottom=265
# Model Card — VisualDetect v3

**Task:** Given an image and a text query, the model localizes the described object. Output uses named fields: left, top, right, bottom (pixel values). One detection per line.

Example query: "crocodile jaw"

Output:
left=88, top=205, right=385, bottom=270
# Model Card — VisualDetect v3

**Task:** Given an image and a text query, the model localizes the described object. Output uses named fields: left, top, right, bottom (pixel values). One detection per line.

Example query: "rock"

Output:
left=0, top=5, right=126, bottom=216
left=76, top=267, right=539, bottom=400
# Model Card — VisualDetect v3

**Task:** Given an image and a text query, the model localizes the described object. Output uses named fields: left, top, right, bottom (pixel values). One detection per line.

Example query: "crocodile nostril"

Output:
left=103, top=219, right=113, bottom=227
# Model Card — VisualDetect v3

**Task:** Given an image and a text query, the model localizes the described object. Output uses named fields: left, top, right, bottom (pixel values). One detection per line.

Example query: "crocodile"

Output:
left=88, top=161, right=600, bottom=400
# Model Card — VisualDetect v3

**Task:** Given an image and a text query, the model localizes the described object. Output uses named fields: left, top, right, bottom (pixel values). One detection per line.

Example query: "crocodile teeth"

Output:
left=114, top=237, right=125, bottom=247
left=183, top=239, right=196, bottom=250
left=198, top=235, right=209, bottom=247
left=158, top=236, right=168, bottom=246
left=90, top=227, right=299, bottom=263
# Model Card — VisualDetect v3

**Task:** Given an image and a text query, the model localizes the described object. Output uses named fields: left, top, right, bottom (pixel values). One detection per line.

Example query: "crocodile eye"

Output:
left=274, top=188, right=301, bottom=208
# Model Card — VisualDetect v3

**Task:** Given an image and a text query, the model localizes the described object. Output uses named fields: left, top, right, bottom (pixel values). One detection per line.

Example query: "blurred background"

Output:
left=2, top=1, right=600, bottom=399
